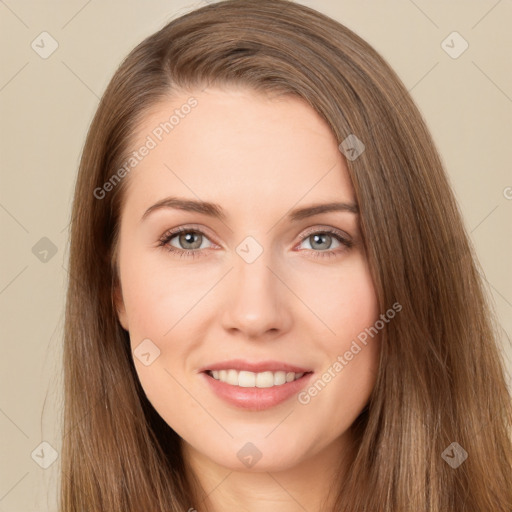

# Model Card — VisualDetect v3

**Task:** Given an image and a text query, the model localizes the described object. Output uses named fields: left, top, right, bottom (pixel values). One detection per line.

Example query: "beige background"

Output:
left=1, top=0, right=511, bottom=510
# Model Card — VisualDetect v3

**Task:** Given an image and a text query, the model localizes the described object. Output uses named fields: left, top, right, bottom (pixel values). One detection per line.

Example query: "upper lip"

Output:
left=199, top=359, right=313, bottom=374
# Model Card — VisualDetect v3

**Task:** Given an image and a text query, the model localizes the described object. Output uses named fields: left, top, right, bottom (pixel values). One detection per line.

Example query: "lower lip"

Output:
left=200, top=371, right=314, bottom=411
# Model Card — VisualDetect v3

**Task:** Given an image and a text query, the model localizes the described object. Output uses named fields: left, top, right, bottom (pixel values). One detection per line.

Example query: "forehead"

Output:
left=121, top=87, right=355, bottom=215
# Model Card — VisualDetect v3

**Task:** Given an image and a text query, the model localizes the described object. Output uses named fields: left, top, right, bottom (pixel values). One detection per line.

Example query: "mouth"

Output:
left=200, top=368, right=315, bottom=411
left=203, top=369, right=313, bottom=388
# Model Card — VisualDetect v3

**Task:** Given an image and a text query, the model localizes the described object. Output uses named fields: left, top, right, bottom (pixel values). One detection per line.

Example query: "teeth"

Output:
left=209, top=369, right=305, bottom=387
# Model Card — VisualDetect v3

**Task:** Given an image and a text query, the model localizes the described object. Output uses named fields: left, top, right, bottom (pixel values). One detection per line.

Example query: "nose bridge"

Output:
left=220, top=241, right=290, bottom=337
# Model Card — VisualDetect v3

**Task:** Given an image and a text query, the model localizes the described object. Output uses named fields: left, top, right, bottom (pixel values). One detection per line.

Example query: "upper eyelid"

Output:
left=298, top=225, right=351, bottom=239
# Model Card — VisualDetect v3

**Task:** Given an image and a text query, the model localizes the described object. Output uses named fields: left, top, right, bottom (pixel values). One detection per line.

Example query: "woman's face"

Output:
left=114, top=86, right=381, bottom=472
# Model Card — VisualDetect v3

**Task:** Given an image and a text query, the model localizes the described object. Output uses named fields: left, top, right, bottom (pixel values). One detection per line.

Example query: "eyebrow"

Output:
left=140, top=196, right=359, bottom=223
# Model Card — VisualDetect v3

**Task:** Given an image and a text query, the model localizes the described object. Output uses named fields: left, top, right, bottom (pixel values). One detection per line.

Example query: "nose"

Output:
left=219, top=248, right=293, bottom=339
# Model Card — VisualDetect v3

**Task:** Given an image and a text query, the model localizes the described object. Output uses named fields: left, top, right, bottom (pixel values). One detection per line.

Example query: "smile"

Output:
left=201, top=370, right=314, bottom=411
left=207, top=369, right=308, bottom=388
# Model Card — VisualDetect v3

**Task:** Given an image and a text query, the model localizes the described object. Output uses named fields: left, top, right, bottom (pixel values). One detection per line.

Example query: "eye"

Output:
left=157, top=226, right=215, bottom=259
left=296, top=228, right=353, bottom=258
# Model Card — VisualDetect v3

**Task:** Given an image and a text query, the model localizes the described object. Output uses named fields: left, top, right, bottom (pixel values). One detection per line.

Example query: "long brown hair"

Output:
left=61, top=1, right=512, bottom=510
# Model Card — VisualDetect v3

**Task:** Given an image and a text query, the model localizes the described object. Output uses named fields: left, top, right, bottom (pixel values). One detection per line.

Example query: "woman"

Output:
left=61, top=0, right=512, bottom=510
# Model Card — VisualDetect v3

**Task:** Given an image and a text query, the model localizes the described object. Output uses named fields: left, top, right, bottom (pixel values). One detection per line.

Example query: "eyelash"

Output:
left=157, top=226, right=354, bottom=260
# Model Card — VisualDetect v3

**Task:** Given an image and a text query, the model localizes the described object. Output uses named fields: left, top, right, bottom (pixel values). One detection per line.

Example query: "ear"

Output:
left=113, top=281, right=129, bottom=331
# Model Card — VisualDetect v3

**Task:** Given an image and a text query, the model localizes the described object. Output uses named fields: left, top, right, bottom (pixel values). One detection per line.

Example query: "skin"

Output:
left=114, top=86, right=381, bottom=512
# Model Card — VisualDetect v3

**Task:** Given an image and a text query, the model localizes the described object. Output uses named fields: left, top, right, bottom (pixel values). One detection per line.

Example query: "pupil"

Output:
left=180, top=232, right=201, bottom=249
left=312, top=233, right=330, bottom=249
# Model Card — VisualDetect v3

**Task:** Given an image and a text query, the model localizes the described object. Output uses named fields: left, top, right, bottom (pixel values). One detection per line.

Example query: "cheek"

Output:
left=337, top=266, right=379, bottom=342
left=120, top=249, right=216, bottom=338
left=295, top=257, right=381, bottom=419
left=330, top=260, right=381, bottom=386
left=292, top=253, right=379, bottom=340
